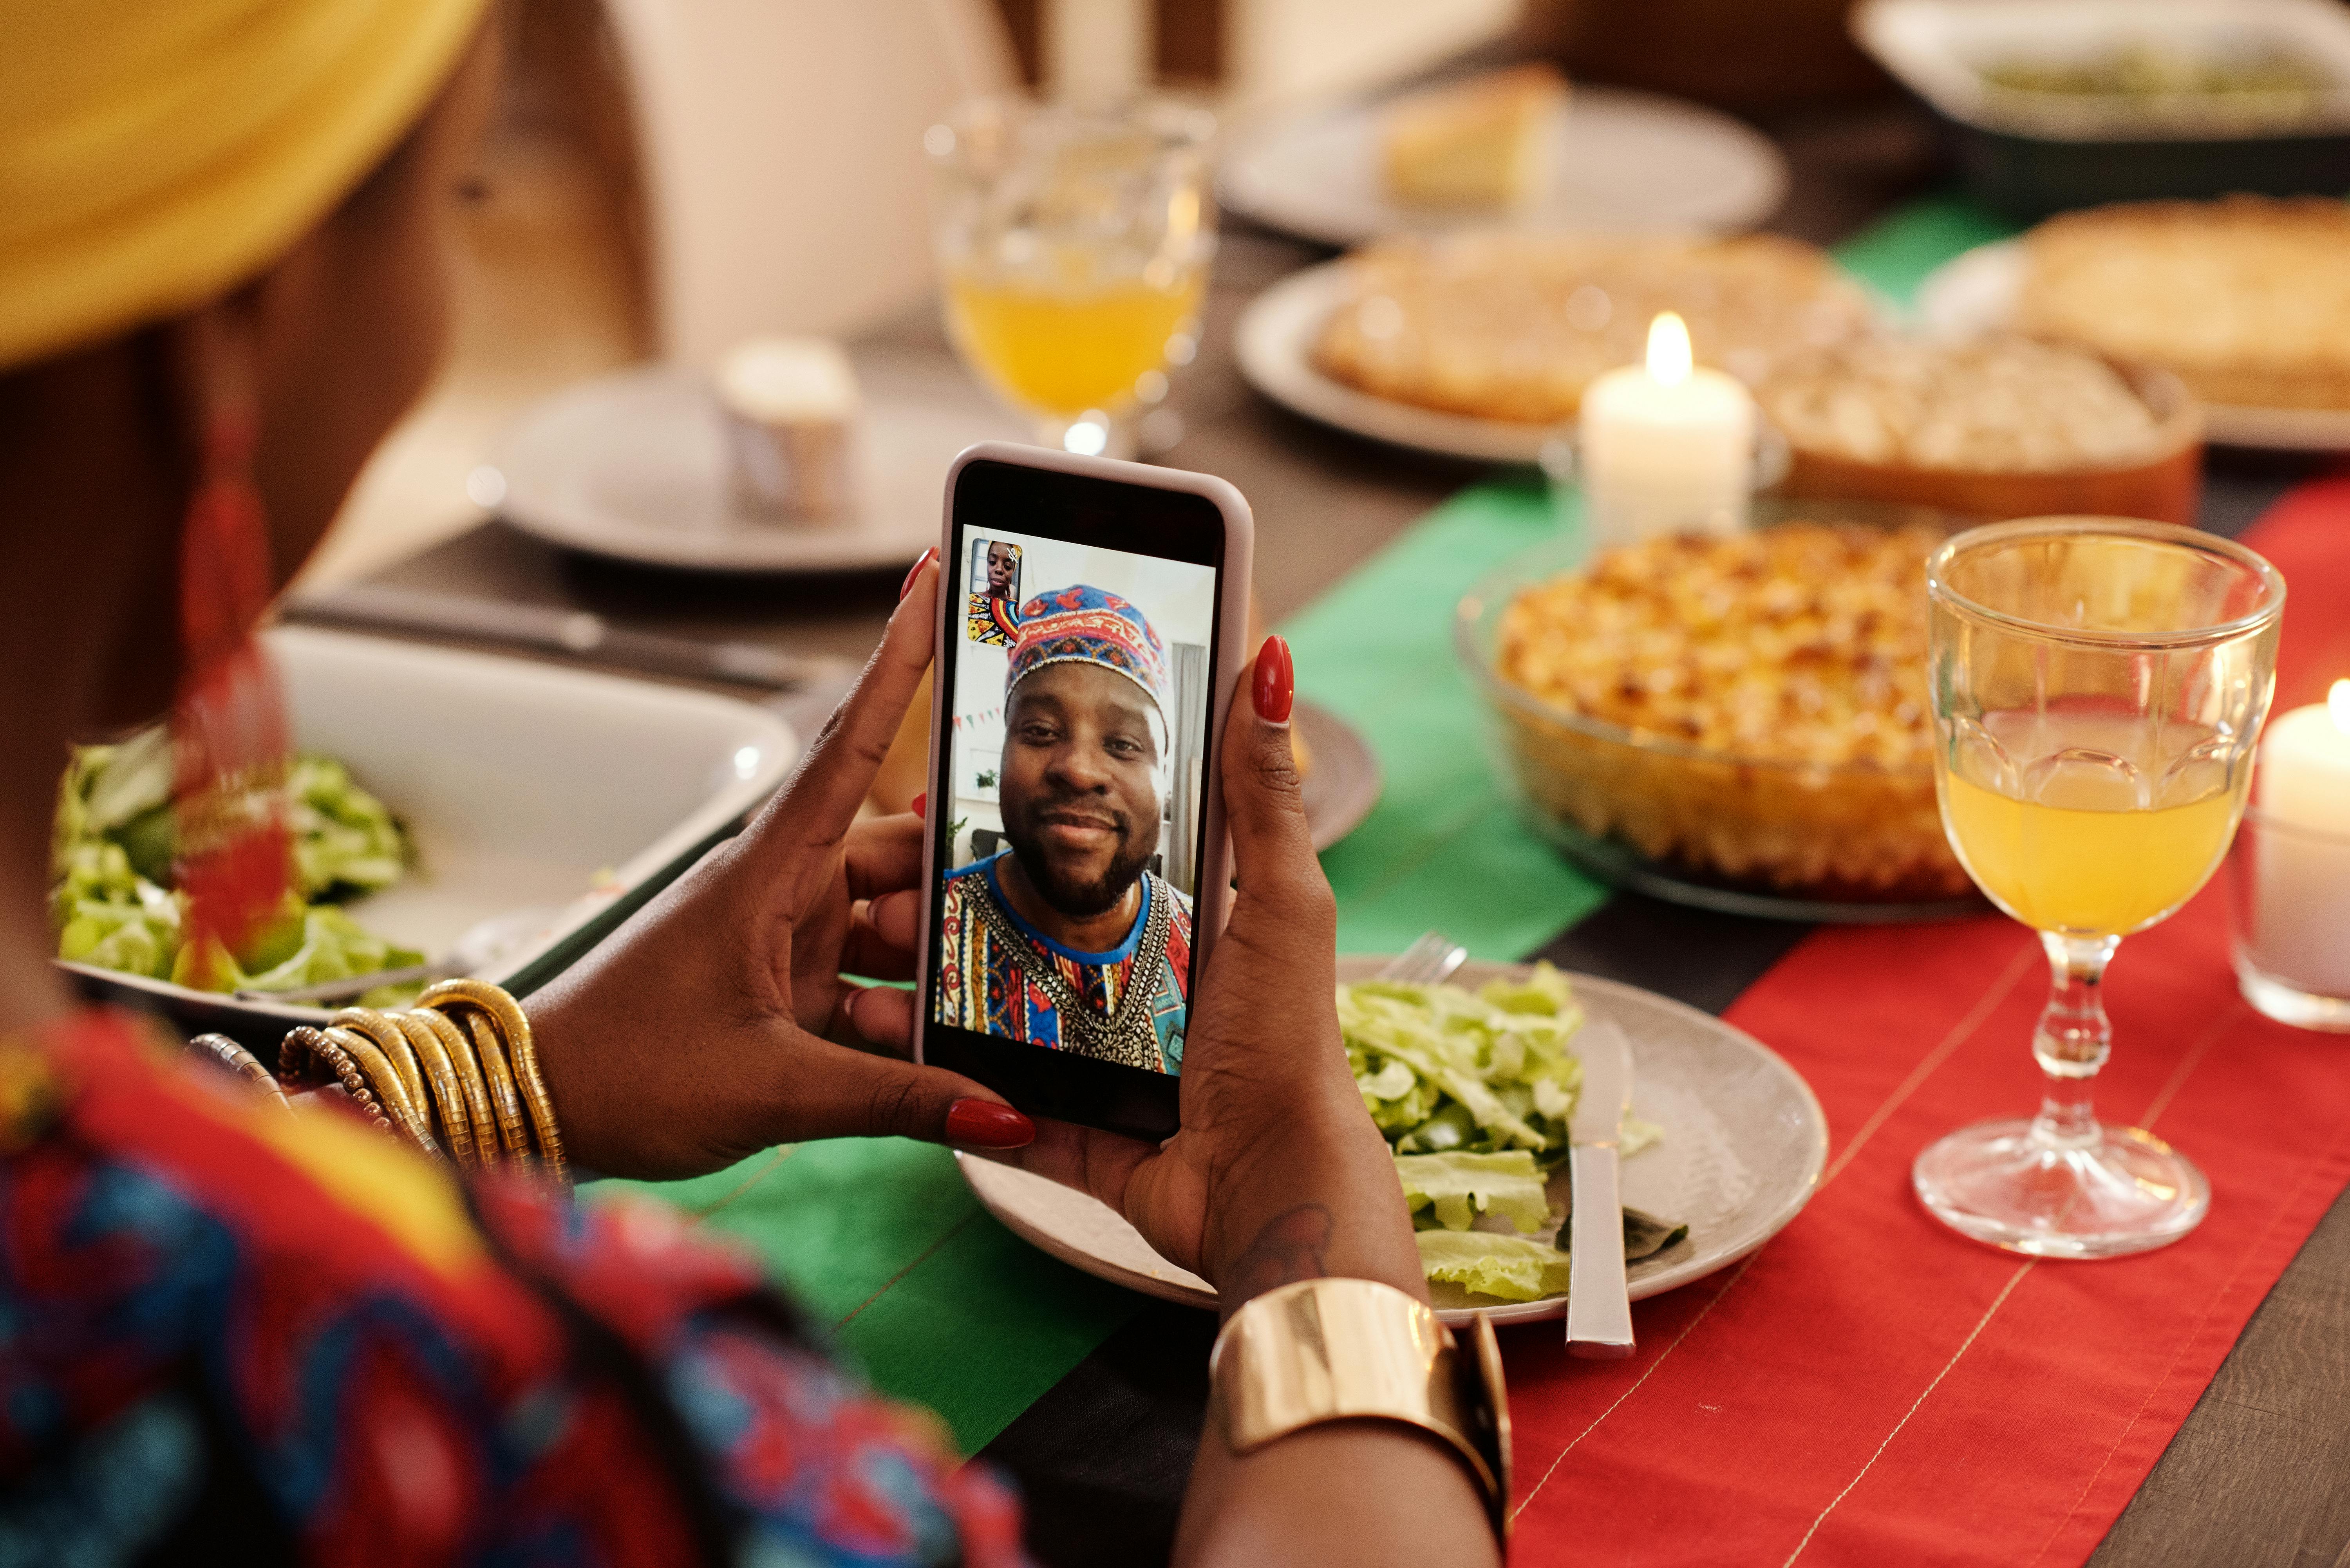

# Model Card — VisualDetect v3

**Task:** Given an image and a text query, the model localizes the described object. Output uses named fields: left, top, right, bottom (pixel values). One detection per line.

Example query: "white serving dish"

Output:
left=62, top=626, right=801, bottom=1040
left=1856, top=0, right=2350, bottom=140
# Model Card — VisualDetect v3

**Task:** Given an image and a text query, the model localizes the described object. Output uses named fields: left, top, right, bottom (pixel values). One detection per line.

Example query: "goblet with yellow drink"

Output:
left=927, top=97, right=1215, bottom=458
left=1917, top=518, right=2285, bottom=1257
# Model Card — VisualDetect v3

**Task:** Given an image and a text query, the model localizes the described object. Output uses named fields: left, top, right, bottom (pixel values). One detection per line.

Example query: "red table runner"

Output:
left=1504, top=488, right=2350, bottom=1566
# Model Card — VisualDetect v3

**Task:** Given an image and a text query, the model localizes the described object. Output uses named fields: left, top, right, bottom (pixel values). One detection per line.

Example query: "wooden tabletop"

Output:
left=362, top=100, right=2350, bottom=1568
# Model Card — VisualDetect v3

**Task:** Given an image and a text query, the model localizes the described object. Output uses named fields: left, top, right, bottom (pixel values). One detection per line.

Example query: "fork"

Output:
left=1378, top=929, right=1469, bottom=985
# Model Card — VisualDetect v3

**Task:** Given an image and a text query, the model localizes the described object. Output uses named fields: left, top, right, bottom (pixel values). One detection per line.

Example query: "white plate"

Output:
left=63, top=626, right=800, bottom=1034
left=490, top=350, right=1032, bottom=573
left=1235, top=262, right=1563, bottom=462
left=1916, top=239, right=2350, bottom=451
left=959, top=957, right=1829, bottom=1327
left=1218, top=85, right=1789, bottom=249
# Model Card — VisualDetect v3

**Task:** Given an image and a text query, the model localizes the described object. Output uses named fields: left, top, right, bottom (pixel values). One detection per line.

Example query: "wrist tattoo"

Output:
left=1223, top=1203, right=1332, bottom=1311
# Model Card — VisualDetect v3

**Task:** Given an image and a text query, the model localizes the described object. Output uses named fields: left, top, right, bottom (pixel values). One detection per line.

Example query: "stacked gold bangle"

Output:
left=247, top=978, right=567, bottom=1183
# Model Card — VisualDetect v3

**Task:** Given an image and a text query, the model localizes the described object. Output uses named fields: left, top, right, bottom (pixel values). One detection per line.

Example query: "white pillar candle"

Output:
left=1577, top=312, right=1756, bottom=546
left=2249, top=680, right=2350, bottom=996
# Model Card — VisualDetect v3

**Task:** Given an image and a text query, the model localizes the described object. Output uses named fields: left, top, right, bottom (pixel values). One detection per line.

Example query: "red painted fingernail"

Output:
left=945, top=1098, right=1034, bottom=1149
left=1252, top=635, right=1294, bottom=724
left=900, top=547, right=938, bottom=601
left=911, top=792, right=927, bottom=820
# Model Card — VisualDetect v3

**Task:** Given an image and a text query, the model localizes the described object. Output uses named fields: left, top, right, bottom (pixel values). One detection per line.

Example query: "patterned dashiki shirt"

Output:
left=935, top=850, right=1192, bottom=1074
left=967, top=591, right=1020, bottom=647
left=0, top=1008, right=1030, bottom=1568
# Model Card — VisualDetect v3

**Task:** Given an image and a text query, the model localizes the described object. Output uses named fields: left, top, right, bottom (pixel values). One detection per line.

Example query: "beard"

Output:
left=1003, top=794, right=1156, bottom=919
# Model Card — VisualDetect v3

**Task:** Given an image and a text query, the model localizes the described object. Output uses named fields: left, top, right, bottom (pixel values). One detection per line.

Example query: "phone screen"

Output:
left=924, top=459, right=1227, bottom=1129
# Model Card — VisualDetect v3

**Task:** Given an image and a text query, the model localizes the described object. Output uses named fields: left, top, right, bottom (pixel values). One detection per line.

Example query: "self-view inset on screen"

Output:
left=933, top=528, right=1218, bottom=1076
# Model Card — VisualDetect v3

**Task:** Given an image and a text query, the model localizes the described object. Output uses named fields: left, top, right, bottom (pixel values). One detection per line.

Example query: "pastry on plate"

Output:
left=716, top=336, right=860, bottom=519
left=1314, top=232, right=1872, bottom=426
left=2016, top=197, right=2350, bottom=409
left=1380, top=63, right=1569, bottom=210
left=1759, top=332, right=2204, bottom=522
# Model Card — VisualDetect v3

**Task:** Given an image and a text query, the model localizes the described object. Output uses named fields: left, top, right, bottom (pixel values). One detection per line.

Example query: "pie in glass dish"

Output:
left=1458, top=511, right=1980, bottom=916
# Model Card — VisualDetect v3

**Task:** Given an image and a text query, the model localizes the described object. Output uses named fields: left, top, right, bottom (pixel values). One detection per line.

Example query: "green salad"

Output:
left=1343, top=964, right=1680, bottom=1303
left=52, top=728, right=424, bottom=1002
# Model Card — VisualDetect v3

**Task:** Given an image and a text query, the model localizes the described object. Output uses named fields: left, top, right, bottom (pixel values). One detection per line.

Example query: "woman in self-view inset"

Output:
left=0, top=3, right=1500, bottom=1563
left=967, top=538, right=1023, bottom=645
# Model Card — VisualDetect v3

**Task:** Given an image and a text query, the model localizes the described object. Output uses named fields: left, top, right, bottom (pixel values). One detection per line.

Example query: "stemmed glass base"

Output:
left=1914, top=1119, right=2210, bottom=1259
left=1916, top=930, right=2213, bottom=1259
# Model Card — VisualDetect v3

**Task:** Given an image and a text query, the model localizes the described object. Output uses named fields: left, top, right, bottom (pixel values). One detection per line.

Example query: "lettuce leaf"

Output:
left=1415, top=1231, right=1574, bottom=1303
left=52, top=732, right=421, bottom=996
left=287, top=753, right=412, bottom=897
left=1341, top=961, right=1584, bottom=1158
left=1395, top=1150, right=1552, bottom=1234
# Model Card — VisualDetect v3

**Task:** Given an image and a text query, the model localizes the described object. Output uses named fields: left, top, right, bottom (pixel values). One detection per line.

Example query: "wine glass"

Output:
left=1916, top=517, right=2285, bottom=1258
left=925, top=95, right=1216, bottom=460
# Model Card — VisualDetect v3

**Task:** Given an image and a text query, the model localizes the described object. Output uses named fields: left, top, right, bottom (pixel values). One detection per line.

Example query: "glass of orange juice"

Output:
left=926, top=96, right=1215, bottom=458
left=1917, top=518, right=2285, bottom=1257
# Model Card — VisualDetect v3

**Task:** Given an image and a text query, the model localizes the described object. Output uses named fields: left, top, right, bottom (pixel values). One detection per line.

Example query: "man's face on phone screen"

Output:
left=1000, top=662, right=1163, bottom=917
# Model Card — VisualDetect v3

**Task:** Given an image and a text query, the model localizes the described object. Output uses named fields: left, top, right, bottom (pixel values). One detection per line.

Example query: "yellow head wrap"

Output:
left=0, top=0, right=491, bottom=370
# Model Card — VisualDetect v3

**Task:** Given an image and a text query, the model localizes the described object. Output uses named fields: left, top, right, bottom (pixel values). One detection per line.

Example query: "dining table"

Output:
left=345, top=88, right=2350, bottom=1568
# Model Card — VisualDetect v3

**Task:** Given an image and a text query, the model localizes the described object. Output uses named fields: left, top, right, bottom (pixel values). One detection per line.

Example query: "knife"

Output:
left=1565, top=1015, right=1637, bottom=1359
left=281, top=583, right=838, bottom=691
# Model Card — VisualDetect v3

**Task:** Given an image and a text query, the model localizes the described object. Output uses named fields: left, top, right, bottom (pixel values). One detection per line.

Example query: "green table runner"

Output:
left=1292, top=478, right=1609, bottom=957
left=589, top=191, right=2025, bottom=1459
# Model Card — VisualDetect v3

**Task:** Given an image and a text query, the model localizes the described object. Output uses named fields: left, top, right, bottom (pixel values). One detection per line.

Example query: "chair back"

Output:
left=603, top=0, right=1018, bottom=361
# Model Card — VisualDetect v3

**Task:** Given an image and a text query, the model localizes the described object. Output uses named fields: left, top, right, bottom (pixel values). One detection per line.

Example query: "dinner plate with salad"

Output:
left=957, top=956, right=1829, bottom=1325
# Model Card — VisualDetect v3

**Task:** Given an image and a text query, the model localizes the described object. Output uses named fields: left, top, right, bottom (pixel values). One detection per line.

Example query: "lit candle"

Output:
left=1576, top=312, right=1756, bottom=546
left=2248, top=679, right=2350, bottom=998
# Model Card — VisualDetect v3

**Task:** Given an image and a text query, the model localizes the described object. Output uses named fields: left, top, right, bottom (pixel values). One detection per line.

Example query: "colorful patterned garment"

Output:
left=0, top=1008, right=1030, bottom=1568
left=966, top=592, right=1020, bottom=648
left=1006, top=587, right=1169, bottom=713
left=934, top=851, right=1192, bottom=1075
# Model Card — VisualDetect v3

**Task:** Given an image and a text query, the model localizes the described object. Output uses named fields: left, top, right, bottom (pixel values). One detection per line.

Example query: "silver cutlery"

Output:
left=1379, top=929, right=1469, bottom=985
left=1566, top=1014, right=1637, bottom=1358
left=282, top=583, right=841, bottom=692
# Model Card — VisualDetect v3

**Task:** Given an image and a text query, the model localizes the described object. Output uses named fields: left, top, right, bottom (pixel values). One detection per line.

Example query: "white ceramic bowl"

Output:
left=61, top=626, right=801, bottom=1042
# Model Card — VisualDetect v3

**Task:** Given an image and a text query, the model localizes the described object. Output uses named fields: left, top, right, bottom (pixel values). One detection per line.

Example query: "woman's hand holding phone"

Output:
left=533, top=567, right=1488, bottom=1565
left=528, top=557, right=1034, bottom=1180
left=529, top=544, right=1424, bottom=1312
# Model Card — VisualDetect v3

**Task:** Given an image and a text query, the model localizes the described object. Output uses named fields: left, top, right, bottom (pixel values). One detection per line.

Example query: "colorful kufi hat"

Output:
left=1006, top=585, right=1170, bottom=715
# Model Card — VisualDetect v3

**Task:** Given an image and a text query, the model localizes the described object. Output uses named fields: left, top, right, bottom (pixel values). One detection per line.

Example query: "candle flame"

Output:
left=2331, top=678, right=2350, bottom=736
left=1645, top=312, right=1692, bottom=387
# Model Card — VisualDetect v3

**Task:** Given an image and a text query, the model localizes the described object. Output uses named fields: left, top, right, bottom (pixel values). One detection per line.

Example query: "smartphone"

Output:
left=912, top=443, right=1254, bottom=1142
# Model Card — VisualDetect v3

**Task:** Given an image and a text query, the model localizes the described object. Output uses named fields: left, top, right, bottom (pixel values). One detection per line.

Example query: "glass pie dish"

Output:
left=1454, top=500, right=1988, bottom=922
